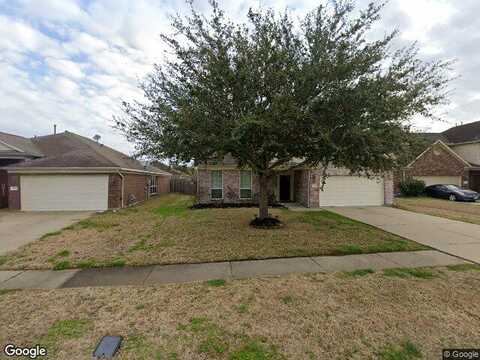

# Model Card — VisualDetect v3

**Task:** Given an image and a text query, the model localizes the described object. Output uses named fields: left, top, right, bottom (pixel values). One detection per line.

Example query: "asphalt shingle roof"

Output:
left=441, top=121, right=480, bottom=144
left=5, top=131, right=170, bottom=175
left=0, top=132, right=43, bottom=157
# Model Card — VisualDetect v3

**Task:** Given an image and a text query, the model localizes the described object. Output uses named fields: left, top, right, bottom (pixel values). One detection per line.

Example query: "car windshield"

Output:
left=444, top=185, right=460, bottom=190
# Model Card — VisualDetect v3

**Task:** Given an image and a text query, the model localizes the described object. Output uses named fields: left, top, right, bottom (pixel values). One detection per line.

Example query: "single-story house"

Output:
left=196, top=155, right=393, bottom=207
left=0, top=131, right=171, bottom=211
left=398, top=121, right=480, bottom=192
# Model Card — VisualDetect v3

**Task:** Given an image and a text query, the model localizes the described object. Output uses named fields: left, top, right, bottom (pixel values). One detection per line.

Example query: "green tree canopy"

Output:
left=116, top=0, right=451, bottom=219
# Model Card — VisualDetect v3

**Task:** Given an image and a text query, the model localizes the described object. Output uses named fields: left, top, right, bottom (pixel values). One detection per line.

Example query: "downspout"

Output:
left=117, top=172, right=125, bottom=208
left=307, top=170, right=310, bottom=208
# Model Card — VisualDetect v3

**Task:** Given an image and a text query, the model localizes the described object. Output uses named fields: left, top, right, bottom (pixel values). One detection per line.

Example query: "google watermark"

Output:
left=443, top=349, right=480, bottom=360
left=3, top=344, right=47, bottom=359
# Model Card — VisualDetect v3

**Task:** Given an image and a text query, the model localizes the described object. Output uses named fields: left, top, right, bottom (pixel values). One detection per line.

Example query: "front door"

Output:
left=279, top=175, right=291, bottom=202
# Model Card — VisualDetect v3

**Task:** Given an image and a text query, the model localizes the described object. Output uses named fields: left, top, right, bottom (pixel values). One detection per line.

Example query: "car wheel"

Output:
left=449, top=194, right=457, bottom=201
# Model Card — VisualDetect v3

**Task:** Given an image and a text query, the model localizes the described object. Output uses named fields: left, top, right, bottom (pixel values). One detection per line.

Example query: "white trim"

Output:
left=210, top=170, right=223, bottom=200
left=239, top=170, right=252, bottom=199
left=406, top=140, right=472, bottom=168
left=149, top=175, right=158, bottom=195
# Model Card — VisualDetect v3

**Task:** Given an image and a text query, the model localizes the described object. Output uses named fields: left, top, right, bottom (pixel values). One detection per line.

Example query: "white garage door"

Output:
left=414, top=176, right=461, bottom=186
left=319, top=176, right=384, bottom=207
left=21, top=175, right=109, bottom=211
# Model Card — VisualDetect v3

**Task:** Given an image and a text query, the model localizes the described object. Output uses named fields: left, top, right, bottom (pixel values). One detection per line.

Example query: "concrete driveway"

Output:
left=0, top=211, right=92, bottom=254
left=329, top=206, right=480, bottom=264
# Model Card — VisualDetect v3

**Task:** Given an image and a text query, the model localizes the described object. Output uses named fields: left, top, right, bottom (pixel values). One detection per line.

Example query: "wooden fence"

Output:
left=170, top=175, right=196, bottom=195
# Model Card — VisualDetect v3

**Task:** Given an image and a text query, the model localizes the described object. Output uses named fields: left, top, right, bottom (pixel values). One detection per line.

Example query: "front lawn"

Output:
left=1, top=267, right=479, bottom=359
left=0, top=194, right=425, bottom=270
left=394, top=197, right=480, bottom=225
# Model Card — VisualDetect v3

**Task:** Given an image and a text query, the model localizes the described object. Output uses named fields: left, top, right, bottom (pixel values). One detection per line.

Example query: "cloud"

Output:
left=16, top=0, right=86, bottom=22
left=0, top=0, right=478, bottom=155
left=45, top=58, right=85, bottom=79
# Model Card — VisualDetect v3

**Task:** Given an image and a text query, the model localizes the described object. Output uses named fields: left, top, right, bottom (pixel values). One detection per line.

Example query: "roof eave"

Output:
left=2, top=167, right=172, bottom=176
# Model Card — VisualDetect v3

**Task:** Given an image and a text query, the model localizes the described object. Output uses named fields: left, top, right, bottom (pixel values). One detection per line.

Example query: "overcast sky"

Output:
left=0, top=0, right=478, bottom=154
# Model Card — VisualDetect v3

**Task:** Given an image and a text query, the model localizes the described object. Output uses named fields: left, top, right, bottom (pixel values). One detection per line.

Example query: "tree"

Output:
left=116, top=0, right=451, bottom=220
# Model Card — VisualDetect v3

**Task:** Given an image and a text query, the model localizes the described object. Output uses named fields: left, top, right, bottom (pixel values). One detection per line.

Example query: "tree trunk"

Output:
left=258, top=173, right=270, bottom=220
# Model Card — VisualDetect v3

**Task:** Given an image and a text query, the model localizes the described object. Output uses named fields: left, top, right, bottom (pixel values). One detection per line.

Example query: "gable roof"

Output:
left=4, top=131, right=170, bottom=175
left=406, top=140, right=472, bottom=168
left=441, top=120, right=480, bottom=144
left=0, top=131, right=43, bottom=157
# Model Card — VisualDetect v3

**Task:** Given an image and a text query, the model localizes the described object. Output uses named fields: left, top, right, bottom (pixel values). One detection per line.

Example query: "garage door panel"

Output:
left=319, top=176, right=384, bottom=207
left=21, top=175, right=108, bottom=211
left=414, top=176, right=461, bottom=187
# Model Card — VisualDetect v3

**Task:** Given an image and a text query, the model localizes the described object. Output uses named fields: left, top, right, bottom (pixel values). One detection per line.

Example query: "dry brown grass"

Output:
left=394, top=197, right=480, bottom=225
left=0, top=268, right=479, bottom=359
left=0, top=194, right=424, bottom=270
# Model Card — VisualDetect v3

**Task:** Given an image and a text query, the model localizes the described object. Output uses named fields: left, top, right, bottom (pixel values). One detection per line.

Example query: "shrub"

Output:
left=399, top=178, right=425, bottom=197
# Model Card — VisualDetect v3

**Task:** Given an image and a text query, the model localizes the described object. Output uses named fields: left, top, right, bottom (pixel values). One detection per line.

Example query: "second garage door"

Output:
left=319, top=176, right=384, bottom=207
left=21, top=174, right=109, bottom=211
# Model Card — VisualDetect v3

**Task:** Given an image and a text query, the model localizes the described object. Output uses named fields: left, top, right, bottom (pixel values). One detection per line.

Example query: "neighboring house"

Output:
left=0, top=131, right=171, bottom=211
left=399, top=121, right=480, bottom=192
left=196, top=155, right=393, bottom=207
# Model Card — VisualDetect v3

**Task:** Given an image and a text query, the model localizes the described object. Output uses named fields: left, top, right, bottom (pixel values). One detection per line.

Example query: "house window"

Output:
left=240, top=170, right=252, bottom=199
left=149, top=176, right=158, bottom=194
left=211, top=170, right=223, bottom=199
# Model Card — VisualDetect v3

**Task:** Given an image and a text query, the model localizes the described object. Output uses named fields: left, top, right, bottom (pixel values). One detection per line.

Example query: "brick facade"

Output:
left=383, top=172, right=394, bottom=205
left=401, top=142, right=471, bottom=188
left=5, top=172, right=169, bottom=211
left=108, top=174, right=171, bottom=209
left=108, top=174, right=122, bottom=209
left=308, top=170, right=322, bottom=208
left=0, top=170, right=8, bottom=208
left=123, top=174, right=149, bottom=206
left=405, top=143, right=467, bottom=177
left=293, top=170, right=309, bottom=206
left=197, top=169, right=276, bottom=204
left=196, top=168, right=394, bottom=207
left=7, top=174, right=20, bottom=210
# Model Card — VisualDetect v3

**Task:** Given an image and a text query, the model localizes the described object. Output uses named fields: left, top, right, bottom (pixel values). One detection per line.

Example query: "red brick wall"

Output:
left=0, top=170, right=8, bottom=208
left=8, top=174, right=20, bottom=210
left=308, top=170, right=322, bottom=208
left=403, top=143, right=470, bottom=188
left=293, top=170, right=309, bottom=206
left=108, top=174, right=122, bottom=209
left=196, top=169, right=272, bottom=204
left=405, top=143, right=467, bottom=177
left=123, top=174, right=148, bottom=206
left=108, top=174, right=170, bottom=209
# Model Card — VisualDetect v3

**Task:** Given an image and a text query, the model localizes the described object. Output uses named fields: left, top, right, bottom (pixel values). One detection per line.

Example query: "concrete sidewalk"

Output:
left=0, top=250, right=468, bottom=289
left=329, top=206, right=480, bottom=264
